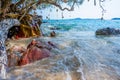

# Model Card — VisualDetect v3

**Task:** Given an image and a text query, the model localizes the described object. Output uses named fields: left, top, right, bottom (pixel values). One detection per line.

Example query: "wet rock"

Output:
left=7, top=25, right=20, bottom=39
left=50, top=27, right=61, bottom=30
left=8, top=52, right=20, bottom=67
left=50, top=31, right=56, bottom=37
left=7, top=39, right=57, bottom=66
left=96, top=27, right=120, bottom=35
left=48, top=41, right=57, bottom=48
left=18, top=39, right=52, bottom=66
left=7, top=45, right=26, bottom=67
left=18, top=47, right=50, bottom=66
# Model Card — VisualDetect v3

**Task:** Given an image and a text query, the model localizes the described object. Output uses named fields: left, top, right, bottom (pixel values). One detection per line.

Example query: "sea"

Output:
left=40, top=19, right=120, bottom=80
left=6, top=19, right=120, bottom=80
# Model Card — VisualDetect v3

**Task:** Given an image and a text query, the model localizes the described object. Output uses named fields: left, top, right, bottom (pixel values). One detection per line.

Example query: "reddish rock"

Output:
left=7, top=46, right=26, bottom=67
left=8, top=53, right=20, bottom=67
left=18, top=47, right=50, bottom=66
left=18, top=39, right=51, bottom=66
left=7, top=39, right=55, bottom=66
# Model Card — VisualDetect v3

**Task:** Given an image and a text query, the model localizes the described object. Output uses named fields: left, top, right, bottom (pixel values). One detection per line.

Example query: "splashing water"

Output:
left=3, top=19, right=120, bottom=80
left=65, top=71, right=72, bottom=80
left=40, top=19, right=120, bottom=80
left=0, top=19, right=20, bottom=79
left=74, top=50, right=86, bottom=80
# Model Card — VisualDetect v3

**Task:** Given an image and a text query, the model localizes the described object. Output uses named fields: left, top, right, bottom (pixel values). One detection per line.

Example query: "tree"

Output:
left=0, top=0, right=106, bottom=20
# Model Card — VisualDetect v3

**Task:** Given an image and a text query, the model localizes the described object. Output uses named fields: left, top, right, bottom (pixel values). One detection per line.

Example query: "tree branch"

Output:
left=16, top=0, right=25, bottom=6
left=21, top=1, right=35, bottom=12
left=99, top=0, right=106, bottom=19
left=94, top=0, right=96, bottom=5
left=42, top=0, right=76, bottom=11
left=19, top=9, right=28, bottom=21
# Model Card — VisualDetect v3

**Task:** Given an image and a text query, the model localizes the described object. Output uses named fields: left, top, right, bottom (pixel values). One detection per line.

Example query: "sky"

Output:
left=36, top=0, right=120, bottom=20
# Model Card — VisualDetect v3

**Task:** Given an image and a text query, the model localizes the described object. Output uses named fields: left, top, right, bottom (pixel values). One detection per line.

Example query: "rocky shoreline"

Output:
left=5, top=37, right=82, bottom=80
left=6, top=37, right=57, bottom=67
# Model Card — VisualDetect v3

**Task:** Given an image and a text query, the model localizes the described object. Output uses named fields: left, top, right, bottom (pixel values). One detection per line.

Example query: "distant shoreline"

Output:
left=111, top=18, right=120, bottom=20
left=43, top=18, right=120, bottom=21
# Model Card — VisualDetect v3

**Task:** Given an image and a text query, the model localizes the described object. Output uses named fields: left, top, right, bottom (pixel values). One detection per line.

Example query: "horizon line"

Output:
left=43, top=17, right=120, bottom=20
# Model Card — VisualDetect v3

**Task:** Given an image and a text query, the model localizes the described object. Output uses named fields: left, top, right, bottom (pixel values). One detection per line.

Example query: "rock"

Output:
left=7, top=25, right=20, bottom=39
left=18, top=39, right=52, bottom=66
left=9, top=45, right=26, bottom=53
left=8, top=52, right=20, bottom=67
left=50, top=27, right=61, bottom=30
left=50, top=31, right=56, bottom=37
left=48, top=41, right=57, bottom=48
left=18, top=46, right=50, bottom=66
left=96, top=27, right=120, bottom=35
left=7, top=45, right=26, bottom=67
left=7, top=39, right=57, bottom=66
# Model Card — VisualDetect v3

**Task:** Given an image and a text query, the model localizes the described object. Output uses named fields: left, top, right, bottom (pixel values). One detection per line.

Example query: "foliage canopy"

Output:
left=0, top=0, right=106, bottom=20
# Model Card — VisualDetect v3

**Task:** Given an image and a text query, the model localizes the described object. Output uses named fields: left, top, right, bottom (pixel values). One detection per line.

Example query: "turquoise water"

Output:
left=40, top=19, right=120, bottom=80
left=43, top=19, right=120, bottom=31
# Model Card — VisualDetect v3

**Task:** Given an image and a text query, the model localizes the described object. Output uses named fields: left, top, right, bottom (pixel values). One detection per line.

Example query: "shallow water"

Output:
left=41, top=19, right=120, bottom=80
left=40, top=31, right=120, bottom=80
left=7, top=19, right=120, bottom=80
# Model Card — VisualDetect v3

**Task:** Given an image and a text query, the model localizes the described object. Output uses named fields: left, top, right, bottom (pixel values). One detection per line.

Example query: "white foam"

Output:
left=65, top=71, right=72, bottom=80
left=1, top=64, right=7, bottom=79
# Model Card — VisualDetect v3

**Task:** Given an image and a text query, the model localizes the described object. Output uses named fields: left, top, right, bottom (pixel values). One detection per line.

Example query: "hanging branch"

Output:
left=19, top=9, right=28, bottom=21
left=19, top=0, right=36, bottom=21
left=16, top=0, right=25, bottom=6
left=94, top=0, right=96, bottom=5
left=99, top=0, right=106, bottom=19
left=0, top=0, right=1, bottom=9
left=0, top=0, right=11, bottom=17
left=41, top=0, right=76, bottom=11
left=21, top=2, right=35, bottom=11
